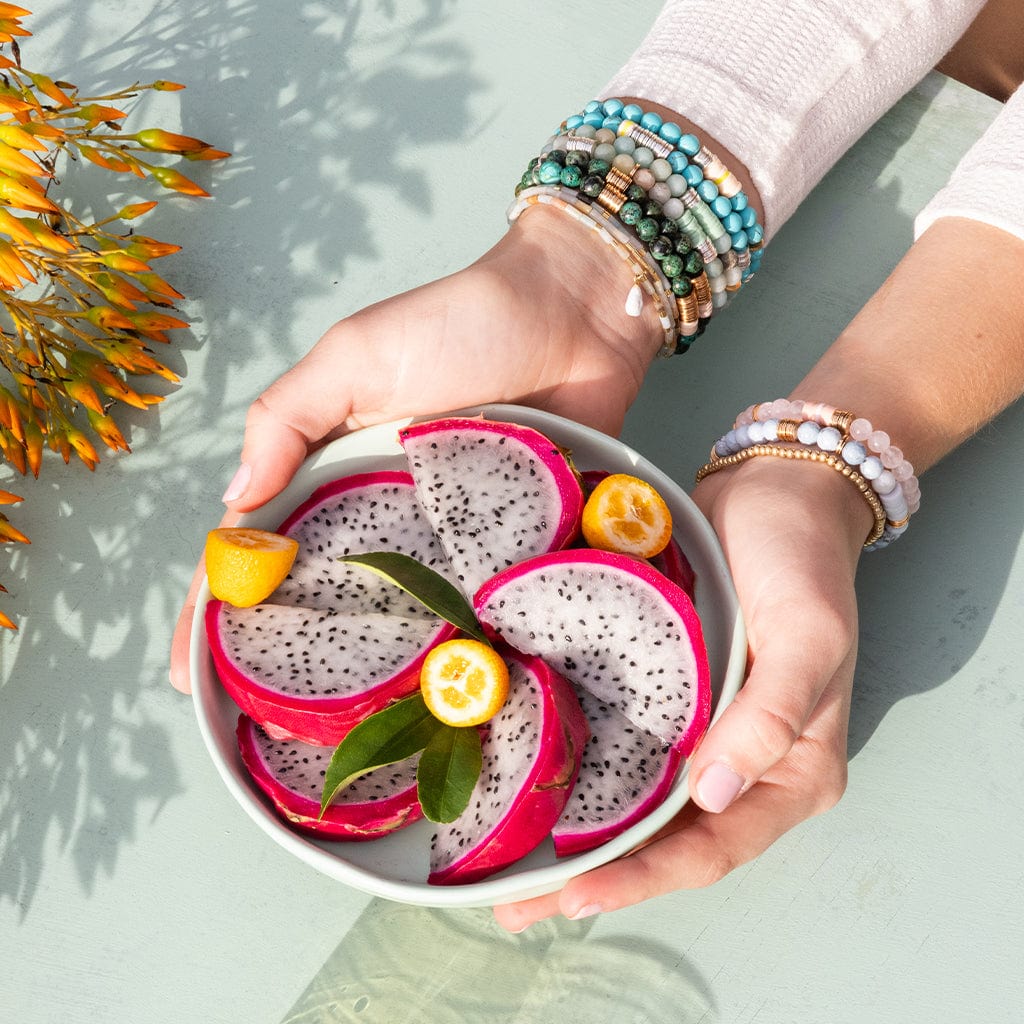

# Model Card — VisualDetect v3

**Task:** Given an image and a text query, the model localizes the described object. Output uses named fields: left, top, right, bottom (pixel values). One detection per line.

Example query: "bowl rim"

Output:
left=190, top=403, right=747, bottom=908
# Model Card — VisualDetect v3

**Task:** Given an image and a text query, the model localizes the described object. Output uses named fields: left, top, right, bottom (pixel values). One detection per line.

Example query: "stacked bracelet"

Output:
left=507, top=185, right=678, bottom=354
left=696, top=400, right=920, bottom=550
left=512, top=98, right=766, bottom=356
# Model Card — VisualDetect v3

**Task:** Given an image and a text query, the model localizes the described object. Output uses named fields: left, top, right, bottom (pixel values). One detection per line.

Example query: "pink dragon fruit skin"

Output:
left=428, top=650, right=590, bottom=886
left=236, top=715, right=423, bottom=840
left=398, top=417, right=584, bottom=598
left=206, top=601, right=457, bottom=746
left=473, top=548, right=711, bottom=755
left=551, top=689, right=683, bottom=857
left=206, top=470, right=460, bottom=744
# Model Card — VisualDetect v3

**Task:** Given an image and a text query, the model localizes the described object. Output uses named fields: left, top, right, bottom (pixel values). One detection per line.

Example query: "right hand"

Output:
left=169, top=204, right=664, bottom=692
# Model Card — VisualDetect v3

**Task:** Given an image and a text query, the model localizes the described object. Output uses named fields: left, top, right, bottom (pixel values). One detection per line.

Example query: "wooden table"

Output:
left=2, top=3, right=1021, bottom=1022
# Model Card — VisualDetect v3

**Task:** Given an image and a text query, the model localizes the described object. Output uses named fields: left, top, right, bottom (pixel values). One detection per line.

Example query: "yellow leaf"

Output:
left=0, top=124, right=48, bottom=152
left=148, top=165, right=208, bottom=196
left=134, top=128, right=210, bottom=154
left=86, top=408, right=130, bottom=452
left=0, top=172, right=59, bottom=213
left=77, top=144, right=134, bottom=174
left=29, top=73, right=74, bottom=107
left=0, top=139, right=48, bottom=177
left=65, top=378, right=106, bottom=415
left=117, top=201, right=157, bottom=220
left=101, top=251, right=151, bottom=274
left=125, top=236, right=181, bottom=259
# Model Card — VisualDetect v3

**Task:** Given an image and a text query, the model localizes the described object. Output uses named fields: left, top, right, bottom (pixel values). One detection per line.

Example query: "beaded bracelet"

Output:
left=697, top=400, right=920, bottom=550
left=514, top=98, right=766, bottom=354
left=508, top=185, right=678, bottom=354
left=515, top=148, right=709, bottom=351
left=694, top=443, right=888, bottom=547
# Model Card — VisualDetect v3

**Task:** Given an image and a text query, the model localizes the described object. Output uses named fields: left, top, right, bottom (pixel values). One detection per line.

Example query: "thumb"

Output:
left=687, top=610, right=857, bottom=813
left=223, top=326, right=376, bottom=512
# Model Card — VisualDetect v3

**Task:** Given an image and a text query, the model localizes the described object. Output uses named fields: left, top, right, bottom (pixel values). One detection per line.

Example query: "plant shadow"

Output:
left=0, top=0, right=481, bottom=917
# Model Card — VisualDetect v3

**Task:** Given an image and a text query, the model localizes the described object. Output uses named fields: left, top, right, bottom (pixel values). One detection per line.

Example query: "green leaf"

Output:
left=320, top=693, right=443, bottom=817
left=416, top=724, right=483, bottom=823
left=338, top=551, right=489, bottom=643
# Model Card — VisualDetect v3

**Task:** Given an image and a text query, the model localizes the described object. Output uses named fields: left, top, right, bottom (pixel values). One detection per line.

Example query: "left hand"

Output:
left=493, top=454, right=869, bottom=930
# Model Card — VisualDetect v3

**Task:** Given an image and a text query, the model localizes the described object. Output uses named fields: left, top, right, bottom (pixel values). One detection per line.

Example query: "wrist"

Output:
left=497, top=200, right=666, bottom=371
left=617, top=97, right=765, bottom=233
left=695, top=452, right=870, bottom=569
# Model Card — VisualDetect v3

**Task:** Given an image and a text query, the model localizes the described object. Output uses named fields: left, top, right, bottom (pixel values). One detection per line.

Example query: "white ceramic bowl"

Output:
left=191, top=404, right=746, bottom=908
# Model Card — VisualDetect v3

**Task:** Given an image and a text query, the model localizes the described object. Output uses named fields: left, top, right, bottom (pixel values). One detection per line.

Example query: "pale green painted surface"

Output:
left=2, top=3, right=1022, bottom=1023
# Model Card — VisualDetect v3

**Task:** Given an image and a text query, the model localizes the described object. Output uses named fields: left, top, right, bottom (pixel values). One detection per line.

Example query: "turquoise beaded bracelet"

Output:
left=556, top=99, right=764, bottom=271
left=515, top=99, right=765, bottom=353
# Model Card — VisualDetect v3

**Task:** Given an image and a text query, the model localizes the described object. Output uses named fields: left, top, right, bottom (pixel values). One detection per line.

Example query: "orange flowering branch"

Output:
left=0, top=4, right=230, bottom=627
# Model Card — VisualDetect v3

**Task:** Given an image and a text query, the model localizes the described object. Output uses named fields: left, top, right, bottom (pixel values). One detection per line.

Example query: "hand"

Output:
left=493, top=454, right=870, bottom=930
left=169, top=205, right=664, bottom=692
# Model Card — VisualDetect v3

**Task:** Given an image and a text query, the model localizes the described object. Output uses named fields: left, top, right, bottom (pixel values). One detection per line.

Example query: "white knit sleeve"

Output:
left=601, top=0, right=985, bottom=240
left=914, top=84, right=1024, bottom=242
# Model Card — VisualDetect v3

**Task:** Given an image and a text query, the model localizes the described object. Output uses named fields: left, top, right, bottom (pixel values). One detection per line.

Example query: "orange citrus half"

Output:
left=581, top=473, right=673, bottom=558
left=205, top=527, right=299, bottom=607
left=420, top=639, right=510, bottom=727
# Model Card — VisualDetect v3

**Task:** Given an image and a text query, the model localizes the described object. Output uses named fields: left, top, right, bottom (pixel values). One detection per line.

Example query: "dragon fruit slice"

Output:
left=236, top=715, right=422, bottom=839
left=649, top=535, right=697, bottom=601
left=551, top=689, right=683, bottom=856
left=206, top=602, right=457, bottom=745
left=428, top=650, right=589, bottom=886
left=271, top=470, right=456, bottom=616
left=398, top=417, right=584, bottom=598
left=473, top=548, right=711, bottom=753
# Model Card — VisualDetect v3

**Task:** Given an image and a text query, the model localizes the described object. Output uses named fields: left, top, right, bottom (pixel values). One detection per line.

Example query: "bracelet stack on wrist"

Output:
left=695, top=399, right=920, bottom=550
left=510, top=98, right=765, bottom=356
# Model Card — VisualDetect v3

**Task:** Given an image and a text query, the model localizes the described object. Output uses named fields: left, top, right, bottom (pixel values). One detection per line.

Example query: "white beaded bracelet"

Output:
left=507, top=184, right=679, bottom=356
left=704, top=399, right=920, bottom=550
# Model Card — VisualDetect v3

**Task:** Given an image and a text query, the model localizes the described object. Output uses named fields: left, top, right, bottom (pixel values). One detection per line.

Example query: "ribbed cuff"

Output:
left=915, top=84, right=1024, bottom=243
left=600, top=0, right=983, bottom=240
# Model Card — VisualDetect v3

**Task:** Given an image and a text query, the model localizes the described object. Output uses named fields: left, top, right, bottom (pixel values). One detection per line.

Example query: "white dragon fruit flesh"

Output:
left=551, top=688, right=683, bottom=856
left=272, top=470, right=458, bottom=615
left=207, top=470, right=461, bottom=744
left=206, top=603, right=456, bottom=745
left=473, top=548, right=710, bottom=753
left=236, top=715, right=422, bottom=839
left=398, top=417, right=584, bottom=598
left=428, top=650, right=589, bottom=885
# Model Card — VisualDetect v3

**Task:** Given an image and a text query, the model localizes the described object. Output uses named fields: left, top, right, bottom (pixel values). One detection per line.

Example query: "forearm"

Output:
left=792, top=217, right=1024, bottom=474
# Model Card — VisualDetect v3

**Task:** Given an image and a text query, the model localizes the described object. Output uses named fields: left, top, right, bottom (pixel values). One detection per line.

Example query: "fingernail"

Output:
left=568, top=903, right=603, bottom=921
left=508, top=922, right=531, bottom=934
left=696, top=762, right=745, bottom=813
left=221, top=462, right=251, bottom=503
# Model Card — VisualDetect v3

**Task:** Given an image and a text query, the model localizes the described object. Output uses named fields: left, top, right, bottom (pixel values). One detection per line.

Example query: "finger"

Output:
left=223, top=311, right=406, bottom=511
left=687, top=623, right=857, bottom=814
left=224, top=349, right=360, bottom=512
left=169, top=508, right=241, bottom=693
left=496, top=748, right=822, bottom=932
left=497, top=675, right=852, bottom=932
